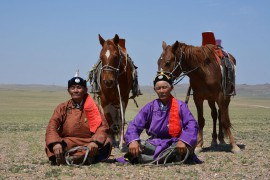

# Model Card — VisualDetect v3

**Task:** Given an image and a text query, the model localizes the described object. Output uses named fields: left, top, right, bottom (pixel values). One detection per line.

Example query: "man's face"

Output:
left=154, top=81, right=173, bottom=103
left=67, top=85, right=87, bottom=103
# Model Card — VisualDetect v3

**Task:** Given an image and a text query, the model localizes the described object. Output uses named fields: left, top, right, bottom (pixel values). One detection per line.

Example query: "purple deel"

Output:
left=125, top=98, right=199, bottom=159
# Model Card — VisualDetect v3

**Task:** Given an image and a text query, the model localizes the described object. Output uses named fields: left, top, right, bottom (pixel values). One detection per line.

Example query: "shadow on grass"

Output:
left=202, top=143, right=246, bottom=153
left=104, top=158, right=118, bottom=164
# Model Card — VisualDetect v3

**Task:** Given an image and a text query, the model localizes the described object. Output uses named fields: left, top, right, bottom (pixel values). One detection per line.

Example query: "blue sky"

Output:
left=0, top=0, right=269, bottom=86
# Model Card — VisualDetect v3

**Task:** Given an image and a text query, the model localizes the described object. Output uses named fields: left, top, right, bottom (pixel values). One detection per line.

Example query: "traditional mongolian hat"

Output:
left=68, top=70, right=87, bottom=88
left=153, top=72, right=173, bottom=86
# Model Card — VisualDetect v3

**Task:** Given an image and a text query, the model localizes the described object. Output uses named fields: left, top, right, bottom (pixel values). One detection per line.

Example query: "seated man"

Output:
left=45, top=72, right=111, bottom=166
left=123, top=72, right=200, bottom=164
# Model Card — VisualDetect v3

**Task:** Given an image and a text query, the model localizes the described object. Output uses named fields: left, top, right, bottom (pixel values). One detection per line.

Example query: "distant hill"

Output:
left=0, top=84, right=66, bottom=91
left=1, top=83, right=269, bottom=98
left=235, top=84, right=270, bottom=97
left=140, top=84, right=190, bottom=95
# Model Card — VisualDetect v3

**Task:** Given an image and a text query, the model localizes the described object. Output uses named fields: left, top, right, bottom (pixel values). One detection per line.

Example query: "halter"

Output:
left=158, top=47, right=200, bottom=85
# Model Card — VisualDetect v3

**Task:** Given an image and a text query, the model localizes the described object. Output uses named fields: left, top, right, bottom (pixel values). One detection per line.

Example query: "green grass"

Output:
left=0, top=85, right=270, bottom=179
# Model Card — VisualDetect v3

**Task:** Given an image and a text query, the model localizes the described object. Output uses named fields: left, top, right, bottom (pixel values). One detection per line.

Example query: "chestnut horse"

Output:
left=95, top=34, right=133, bottom=150
left=157, top=41, right=240, bottom=153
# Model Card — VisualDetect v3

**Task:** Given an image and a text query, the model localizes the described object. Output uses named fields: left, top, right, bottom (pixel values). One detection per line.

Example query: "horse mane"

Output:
left=178, top=42, right=216, bottom=65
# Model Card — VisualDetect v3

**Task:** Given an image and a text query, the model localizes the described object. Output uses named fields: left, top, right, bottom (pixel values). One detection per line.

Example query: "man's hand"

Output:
left=176, top=140, right=187, bottom=155
left=87, top=142, right=99, bottom=157
left=53, top=143, right=63, bottom=165
left=128, top=141, right=140, bottom=157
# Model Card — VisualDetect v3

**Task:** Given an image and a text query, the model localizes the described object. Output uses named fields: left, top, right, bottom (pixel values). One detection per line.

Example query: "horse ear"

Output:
left=172, top=41, right=179, bottom=53
left=113, top=34, right=119, bottom=45
left=99, top=34, right=105, bottom=46
left=162, top=41, right=167, bottom=50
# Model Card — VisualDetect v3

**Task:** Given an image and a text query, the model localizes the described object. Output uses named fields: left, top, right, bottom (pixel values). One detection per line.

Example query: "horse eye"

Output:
left=165, top=61, right=170, bottom=67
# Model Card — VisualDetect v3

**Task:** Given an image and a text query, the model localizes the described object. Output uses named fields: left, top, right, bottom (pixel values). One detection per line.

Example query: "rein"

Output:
left=117, top=83, right=125, bottom=147
left=143, top=146, right=190, bottom=167
left=173, top=66, right=200, bottom=85
left=65, top=146, right=90, bottom=167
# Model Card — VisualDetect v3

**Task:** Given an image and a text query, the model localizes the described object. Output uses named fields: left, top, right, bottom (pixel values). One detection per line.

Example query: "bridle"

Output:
left=158, top=47, right=200, bottom=85
left=100, top=45, right=124, bottom=78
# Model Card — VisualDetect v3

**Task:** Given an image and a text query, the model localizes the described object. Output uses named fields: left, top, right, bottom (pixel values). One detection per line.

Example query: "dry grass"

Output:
left=0, top=85, right=270, bottom=179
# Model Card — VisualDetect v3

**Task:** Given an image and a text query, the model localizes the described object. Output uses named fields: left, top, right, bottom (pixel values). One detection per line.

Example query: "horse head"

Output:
left=157, top=41, right=185, bottom=81
left=99, top=34, right=123, bottom=88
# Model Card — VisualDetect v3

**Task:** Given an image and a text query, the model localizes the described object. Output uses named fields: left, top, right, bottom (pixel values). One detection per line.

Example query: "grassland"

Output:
left=0, top=84, right=269, bottom=179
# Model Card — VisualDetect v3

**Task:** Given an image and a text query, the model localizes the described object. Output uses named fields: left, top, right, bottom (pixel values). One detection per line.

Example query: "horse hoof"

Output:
left=219, top=140, right=226, bottom=145
left=211, top=141, right=218, bottom=147
left=195, top=147, right=203, bottom=154
left=231, top=146, right=241, bottom=154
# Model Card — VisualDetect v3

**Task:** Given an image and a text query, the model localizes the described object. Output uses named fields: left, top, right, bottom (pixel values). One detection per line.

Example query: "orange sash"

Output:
left=84, top=94, right=102, bottom=133
left=168, top=96, right=182, bottom=137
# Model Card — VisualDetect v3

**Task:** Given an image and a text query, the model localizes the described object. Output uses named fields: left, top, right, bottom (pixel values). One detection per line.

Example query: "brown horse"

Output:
left=94, top=34, right=134, bottom=149
left=157, top=40, right=241, bottom=153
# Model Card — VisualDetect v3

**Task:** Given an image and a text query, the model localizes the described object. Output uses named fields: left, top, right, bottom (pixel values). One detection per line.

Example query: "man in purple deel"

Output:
left=119, top=72, right=202, bottom=164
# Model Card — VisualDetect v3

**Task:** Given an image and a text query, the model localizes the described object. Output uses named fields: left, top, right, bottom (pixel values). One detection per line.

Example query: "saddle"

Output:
left=202, top=32, right=236, bottom=96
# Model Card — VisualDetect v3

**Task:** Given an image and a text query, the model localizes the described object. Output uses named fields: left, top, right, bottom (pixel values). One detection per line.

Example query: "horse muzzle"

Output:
left=103, top=79, right=116, bottom=88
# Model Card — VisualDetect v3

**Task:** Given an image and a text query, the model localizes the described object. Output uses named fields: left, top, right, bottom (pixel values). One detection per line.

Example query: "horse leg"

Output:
left=217, top=95, right=241, bottom=153
left=208, top=100, right=218, bottom=146
left=119, top=117, right=128, bottom=152
left=107, top=116, right=118, bottom=147
left=194, top=96, right=205, bottom=154
left=218, top=109, right=226, bottom=144
left=103, top=104, right=119, bottom=148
